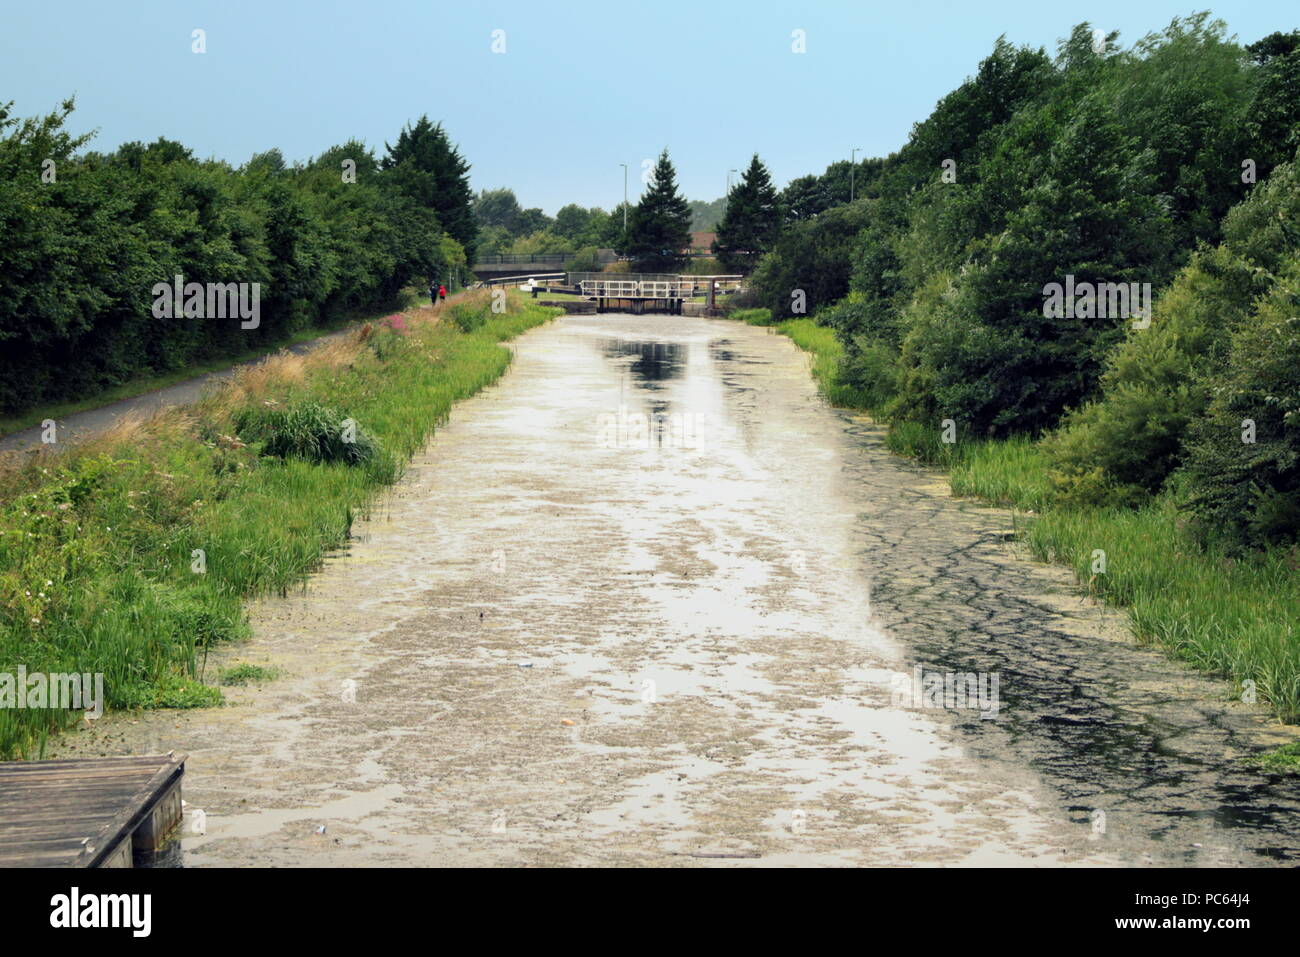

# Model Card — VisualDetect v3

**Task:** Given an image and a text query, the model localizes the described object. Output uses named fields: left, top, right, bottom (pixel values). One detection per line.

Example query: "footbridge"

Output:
left=565, top=273, right=743, bottom=314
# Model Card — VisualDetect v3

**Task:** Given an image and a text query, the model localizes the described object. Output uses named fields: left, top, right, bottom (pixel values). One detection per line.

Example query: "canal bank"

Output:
left=49, top=314, right=1300, bottom=866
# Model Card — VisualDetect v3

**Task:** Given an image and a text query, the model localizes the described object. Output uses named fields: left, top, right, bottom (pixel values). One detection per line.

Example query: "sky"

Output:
left=2, top=1, right=1296, bottom=214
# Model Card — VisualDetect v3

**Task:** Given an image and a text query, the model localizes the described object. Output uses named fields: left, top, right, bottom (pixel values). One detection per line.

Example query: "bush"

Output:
left=1045, top=245, right=1264, bottom=505
left=235, top=401, right=378, bottom=467
left=748, top=202, right=872, bottom=319
left=446, top=300, right=488, bottom=334
left=1047, top=156, right=1300, bottom=507
left=1182, top=272, right=1300, bottom=550
left=819, top=297, right=900, bottom=412
left=567, top=245, right=602, bottom=273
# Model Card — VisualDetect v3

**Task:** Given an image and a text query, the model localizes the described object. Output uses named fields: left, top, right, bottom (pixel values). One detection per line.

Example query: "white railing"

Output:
left=577, top=276, right=744, bottom=299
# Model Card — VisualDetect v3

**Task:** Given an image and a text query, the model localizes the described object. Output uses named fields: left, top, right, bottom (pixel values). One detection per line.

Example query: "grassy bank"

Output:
left=0, top=315, right=364, bottom=440
left=746, top=308, right=1300, bottom=724
left=735, top=310, right=872, bottom=408
left=0, top=290, right=560, bottom=758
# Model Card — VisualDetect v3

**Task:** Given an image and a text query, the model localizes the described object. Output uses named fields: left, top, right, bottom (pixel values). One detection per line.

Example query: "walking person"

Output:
left=428, top=278, right=438, bottom=306
left=438, top=283, right=447, bottom=305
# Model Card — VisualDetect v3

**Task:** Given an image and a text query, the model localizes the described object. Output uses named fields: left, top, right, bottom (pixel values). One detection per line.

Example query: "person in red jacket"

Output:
left=438, top=283, right=447, bottom=305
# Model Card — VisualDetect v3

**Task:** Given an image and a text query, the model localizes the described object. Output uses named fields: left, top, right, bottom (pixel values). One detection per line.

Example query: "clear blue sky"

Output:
left=2, top=1, right=1295, bottom=213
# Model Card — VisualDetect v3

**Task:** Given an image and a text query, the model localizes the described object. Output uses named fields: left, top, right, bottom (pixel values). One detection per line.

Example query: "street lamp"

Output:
left=619, top=163, right=628, bottom=233
left=850, top=147, right=863, bottom=202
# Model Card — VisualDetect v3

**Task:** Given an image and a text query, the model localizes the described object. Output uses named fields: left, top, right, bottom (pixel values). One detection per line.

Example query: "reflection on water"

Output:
left=598, top=338, right=686, bottom=384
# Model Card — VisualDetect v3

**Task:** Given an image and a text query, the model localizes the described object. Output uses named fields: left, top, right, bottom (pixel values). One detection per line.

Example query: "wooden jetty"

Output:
left=0, top=753, right=186, bottom=867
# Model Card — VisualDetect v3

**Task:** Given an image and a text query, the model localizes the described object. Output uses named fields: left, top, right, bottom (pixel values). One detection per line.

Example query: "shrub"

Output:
left=567, top=246, right=602, bottom=273
left=1047, top=156, right=1300, bottom=507
left=748, top=202, right=872, bottom=319
left=1182, top=270, right=1300, bottom=550
left=1045, top=245, right=1264, bottom=505
left=235, top=401, right=378, bottom=467
left=447, top=301, right=488, bottom=334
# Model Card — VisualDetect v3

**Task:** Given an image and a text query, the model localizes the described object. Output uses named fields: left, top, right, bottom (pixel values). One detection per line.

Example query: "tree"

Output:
left=688, top=197, right=726, bottom=230
left=895, top=94, right=1175, bottom=436
left=602, top=202, right=633, bottom=251
left=1245, top=30, right=1300, bottom=180
left=581, top=207, right=611, bottom=248
left=473, top=188, right=522, bottom=234
left=713, top=154, right=782, bottom=271
left=553, top=203, right=592, bottom=241
left=515, top=207, right=552, bottom=236
left=1182, top=276, right=1300, bottom=550
left=748, top=201, right=872, bottom=318
left=625, top=149, right=692, bottom=272
left=382, top=116, right=478, bottom=262
left=780, top=174, right=832, bottom=223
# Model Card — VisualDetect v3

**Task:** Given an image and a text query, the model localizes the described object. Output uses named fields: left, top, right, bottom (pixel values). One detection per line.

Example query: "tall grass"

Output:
left=0, top=293, right=560, bottom=758
left=754, top=312, right=1300, bottom=722
left=770, top=318, right=873, bottom=408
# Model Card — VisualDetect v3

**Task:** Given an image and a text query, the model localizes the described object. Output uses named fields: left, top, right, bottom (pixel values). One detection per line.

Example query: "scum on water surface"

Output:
left=51, top=314, right=1300, bottom=866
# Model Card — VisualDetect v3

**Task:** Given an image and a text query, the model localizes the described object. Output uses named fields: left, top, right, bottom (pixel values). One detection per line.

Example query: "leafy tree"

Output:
left=748, top=202, right=872, bottom=318
left=1182, top=268, right=1300, bottom=550
left=894, top=94, right=1175, bottom=435
left=581, top=207, right=612, bottom=248
left=1047, top=152, right=1300, bottom=504
left=625, top=149, right=691, bottom=272
left=713, top=154, right=782, bottom=271
left=780, top=174, right=832, bottom=223
left=0, top=100, right=458, bottom=413
left=515, top=207, right=552, bottom=236
left=688, top=197, right=726, bottom=230
left=1244, top=30, right=1300, bottom=180
left=473, top=188, right=522, bottom=234
left=553, top=203, right=592, bottom=241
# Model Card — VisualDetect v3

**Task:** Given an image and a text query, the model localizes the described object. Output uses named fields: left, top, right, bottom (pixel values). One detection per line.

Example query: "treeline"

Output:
left=0, top=104, right=477, bottom=414
left=744, top=15, right=1300, bottom=551
left=474, top=187, right=625, bottom=269
left=478, top=168, right=727, bottom=268
left=478, top=149, right=702, bottom=274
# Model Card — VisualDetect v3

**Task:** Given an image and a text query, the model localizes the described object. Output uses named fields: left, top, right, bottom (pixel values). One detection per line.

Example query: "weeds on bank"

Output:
left=752, top=310, right=1300, bottom=724
left=0, top=292, right=560, bottom=758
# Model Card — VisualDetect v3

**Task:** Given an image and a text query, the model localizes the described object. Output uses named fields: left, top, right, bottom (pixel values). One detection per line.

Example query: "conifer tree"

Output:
left=626, top=149, right=691, bottom=272
left=382, top=116, right=478, bottom=263
left=714, top=153, right=782, bottom=270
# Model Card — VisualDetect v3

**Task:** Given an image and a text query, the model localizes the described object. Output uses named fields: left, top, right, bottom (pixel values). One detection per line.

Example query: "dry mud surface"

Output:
left=52, top=315, right=1300, bottom=866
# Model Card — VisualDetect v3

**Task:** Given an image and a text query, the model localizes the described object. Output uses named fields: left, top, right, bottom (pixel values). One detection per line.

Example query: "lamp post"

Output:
left=850, top=147, right=863, bottom=202
left=619, top=163, right=628, bottom=234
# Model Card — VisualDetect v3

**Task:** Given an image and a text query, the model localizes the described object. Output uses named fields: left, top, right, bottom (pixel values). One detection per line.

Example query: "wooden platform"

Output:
left=0, top=753, right=186, bottom=867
